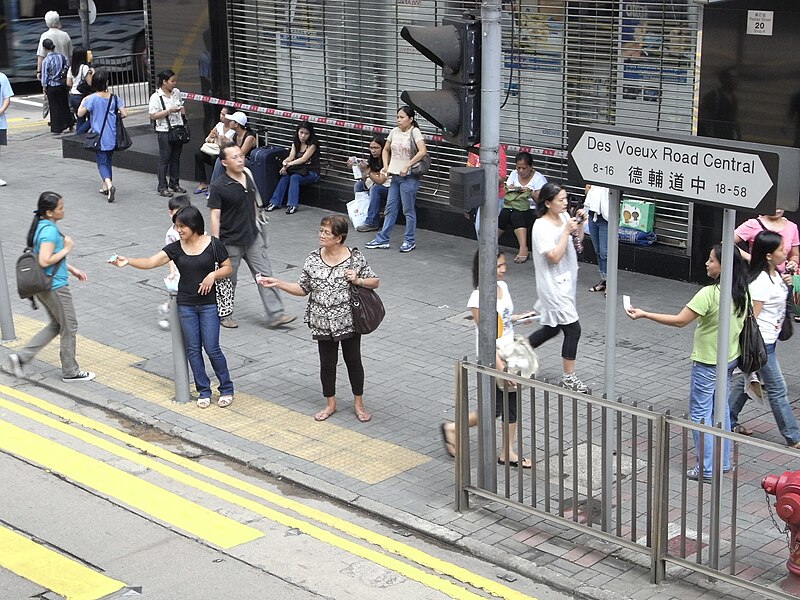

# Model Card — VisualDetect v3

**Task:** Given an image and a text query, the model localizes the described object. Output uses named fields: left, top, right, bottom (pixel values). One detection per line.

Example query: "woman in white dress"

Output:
left=528, top=182, right=589, bottom=392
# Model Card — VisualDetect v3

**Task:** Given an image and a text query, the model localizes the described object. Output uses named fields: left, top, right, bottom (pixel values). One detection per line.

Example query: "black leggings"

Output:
left=528, top=320, right=581, bottom=361
left=317, top=335, right=364, bottom=398
left=495, top=389, right=518, bottom=424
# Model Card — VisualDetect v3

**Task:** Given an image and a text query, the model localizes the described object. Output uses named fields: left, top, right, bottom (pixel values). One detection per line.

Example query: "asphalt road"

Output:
left=0, top=373, right=573, bottom=600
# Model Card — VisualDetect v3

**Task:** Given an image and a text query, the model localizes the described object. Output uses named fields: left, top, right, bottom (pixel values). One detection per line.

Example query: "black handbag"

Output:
left=160, top=96, right=191, bottom=144
left=407, top=128, right=430, bottom=176
left=82, top=95, right=111, bottom=152
left=738, top=300, right=768, bottom=373
left=348, top=250, right=384, bottom=334
left=77, top=80, right=92, bottom=96
left=779, top=287, right=794, bottom=341
left=113, top=95, right=132, bottom=151
left=286, top=163, right=309, bottom=176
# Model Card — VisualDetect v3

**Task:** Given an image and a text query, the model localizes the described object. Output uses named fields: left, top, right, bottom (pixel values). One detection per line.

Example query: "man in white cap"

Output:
left=36, top=11, right=72, bottom=78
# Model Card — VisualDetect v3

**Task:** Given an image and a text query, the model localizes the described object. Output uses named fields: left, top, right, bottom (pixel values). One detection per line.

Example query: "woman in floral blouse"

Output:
left=259, top=215, right=379, bottom=422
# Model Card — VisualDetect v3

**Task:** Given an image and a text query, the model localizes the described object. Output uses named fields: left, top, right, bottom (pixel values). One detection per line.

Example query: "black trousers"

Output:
left=46, top=84, right=73, bottom=133
left=317, top=335, right=364, bottom=398
left=157, top=131, right=183, bottom=190
left=194, top=149, right=216, bottom=183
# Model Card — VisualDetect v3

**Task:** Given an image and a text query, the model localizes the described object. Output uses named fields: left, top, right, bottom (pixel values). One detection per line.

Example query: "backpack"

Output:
left=56, top=54, right=69, bottom=84
left=16, top=248, right=53, bottom=304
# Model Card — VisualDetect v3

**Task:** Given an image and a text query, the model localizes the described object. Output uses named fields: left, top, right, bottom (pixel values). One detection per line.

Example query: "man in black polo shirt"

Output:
left=208, top=145, right=295, bottom=329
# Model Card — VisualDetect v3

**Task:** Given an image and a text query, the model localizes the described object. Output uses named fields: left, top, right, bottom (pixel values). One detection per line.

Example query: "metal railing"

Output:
left=92, top=53, right=150, bottom=108
left=455, top=360, right=798, bottom=599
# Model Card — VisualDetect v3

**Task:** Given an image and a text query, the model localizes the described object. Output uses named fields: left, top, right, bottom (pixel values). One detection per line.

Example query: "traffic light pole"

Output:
left=476, top=0, right=502, bottom=493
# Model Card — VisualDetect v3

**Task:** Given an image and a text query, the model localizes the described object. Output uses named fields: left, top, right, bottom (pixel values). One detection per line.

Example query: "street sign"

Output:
left=568, top=125, right=800, bottom=212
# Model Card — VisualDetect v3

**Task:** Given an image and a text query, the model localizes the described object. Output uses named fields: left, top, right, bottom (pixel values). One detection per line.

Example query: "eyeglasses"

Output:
left=318, top=229, right=337, bottom=238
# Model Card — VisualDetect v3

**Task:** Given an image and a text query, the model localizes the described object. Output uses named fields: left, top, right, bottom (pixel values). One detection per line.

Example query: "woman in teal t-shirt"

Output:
left=625, top=244, right=747, bottom=482
left=9, top=192, right=94, bottom=383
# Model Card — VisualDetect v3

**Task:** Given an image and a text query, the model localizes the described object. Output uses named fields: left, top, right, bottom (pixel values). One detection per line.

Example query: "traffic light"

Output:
left=400, top=13, right=481, bottom=148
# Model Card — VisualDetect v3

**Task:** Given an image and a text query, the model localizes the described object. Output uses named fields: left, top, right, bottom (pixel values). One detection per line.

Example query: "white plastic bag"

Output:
left=347, top=192, right=370, bottom=229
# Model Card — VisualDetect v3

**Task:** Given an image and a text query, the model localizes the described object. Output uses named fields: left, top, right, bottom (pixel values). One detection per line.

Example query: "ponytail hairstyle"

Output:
left=156, top=69, right=175, bottom=88
left=748, top=230, right=784, bottom=283
left=398, top=105, right=419, bottom=130
left=711, top=243, right=748, bottom=317
left=27, top=191, right=62, bottom=248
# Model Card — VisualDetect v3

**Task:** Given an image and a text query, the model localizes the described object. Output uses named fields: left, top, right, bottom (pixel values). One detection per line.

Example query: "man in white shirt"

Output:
left=36, top=11, right=72, bottom=77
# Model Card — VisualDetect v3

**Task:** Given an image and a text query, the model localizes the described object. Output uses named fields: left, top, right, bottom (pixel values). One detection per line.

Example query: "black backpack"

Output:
left=16, top=249, right=53, bottom=308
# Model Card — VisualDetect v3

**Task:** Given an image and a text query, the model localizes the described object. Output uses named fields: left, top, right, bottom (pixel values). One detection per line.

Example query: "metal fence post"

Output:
left=169, top=293, right=191, bottom=403
left=651, top=414, right=669, bottom=583
left=455, top=360, right=470, bottom=512
left=0, top=240, right=17, bottom=341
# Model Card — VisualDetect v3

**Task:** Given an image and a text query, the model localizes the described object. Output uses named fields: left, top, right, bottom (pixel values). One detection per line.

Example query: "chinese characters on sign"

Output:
left=571, top=129, right=775, bottom=210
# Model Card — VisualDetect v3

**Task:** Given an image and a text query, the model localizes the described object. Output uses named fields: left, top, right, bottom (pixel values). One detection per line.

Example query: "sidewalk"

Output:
left=2, top=108, right=799, bottom=600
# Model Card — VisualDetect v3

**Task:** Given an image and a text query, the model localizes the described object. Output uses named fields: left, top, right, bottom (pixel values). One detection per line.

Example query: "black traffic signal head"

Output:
left=400, top=14, right=481, bottom=86
left=400, top=83, right=479, bottom=147
left=399, top=13, right=481, bottom=148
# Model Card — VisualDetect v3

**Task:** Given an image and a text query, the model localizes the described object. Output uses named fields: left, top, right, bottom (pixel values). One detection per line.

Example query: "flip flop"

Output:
left=355, top=409, right=372, bottom=423
left=498, top=457, right=532, bottom=469
left=513, top=254, right=529, bottom=264
left=314, top=407, right=336, bottom=421
left=440, top=423, right=456, bottom=458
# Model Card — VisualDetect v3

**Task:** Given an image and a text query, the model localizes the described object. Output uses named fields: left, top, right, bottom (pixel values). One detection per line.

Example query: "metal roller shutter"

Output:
left=226, top=0, right=700, bottom=249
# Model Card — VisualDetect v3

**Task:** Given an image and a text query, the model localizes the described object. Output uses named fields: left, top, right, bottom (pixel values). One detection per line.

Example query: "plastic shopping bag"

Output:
left=347, top=192, right=370, bottom=229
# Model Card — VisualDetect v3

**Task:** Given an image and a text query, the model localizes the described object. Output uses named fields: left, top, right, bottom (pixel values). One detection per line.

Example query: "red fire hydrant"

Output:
left=763, top=471, right=800, bottom=576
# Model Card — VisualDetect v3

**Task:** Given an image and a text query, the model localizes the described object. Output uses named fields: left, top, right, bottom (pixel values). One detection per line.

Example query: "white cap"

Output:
left=225, top=111, right=247, bottom=127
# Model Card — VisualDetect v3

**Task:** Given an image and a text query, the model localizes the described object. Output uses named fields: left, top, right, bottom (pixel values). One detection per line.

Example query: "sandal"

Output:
left=589, top=280, right=607, bottom=293
left=196, top=397, right=211, bottom=409
left=314, top=407, right=336, bottom=421
left=513, top=253, right=529, bottom=264
left=355, top=409, right=372, bottom=423
left=217, top=395, right=233, bottom=408
left=498, top=457, right=532, bottom=469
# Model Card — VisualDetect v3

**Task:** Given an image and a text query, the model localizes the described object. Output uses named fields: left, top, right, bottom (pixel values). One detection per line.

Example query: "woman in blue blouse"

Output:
left=77, top=69, right=128, bottom=203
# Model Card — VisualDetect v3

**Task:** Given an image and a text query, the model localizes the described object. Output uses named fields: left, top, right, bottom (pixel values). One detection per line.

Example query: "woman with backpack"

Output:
left=77, top=69, right=128, bottom=203
left=40, top=38, right=73, bottom=134
left=9, top=192, right=94, bottom=383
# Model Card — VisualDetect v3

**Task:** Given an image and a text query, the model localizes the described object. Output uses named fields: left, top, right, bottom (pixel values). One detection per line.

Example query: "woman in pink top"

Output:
left=734, top=209, right=799, bottom=273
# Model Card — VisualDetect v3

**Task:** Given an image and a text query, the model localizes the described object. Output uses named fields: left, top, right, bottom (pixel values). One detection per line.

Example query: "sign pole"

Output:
left=476, top=0, right=501, bottom=492
left=601, top=188, right=621, bottom=531
left=708, top=207, right=736, bottom=568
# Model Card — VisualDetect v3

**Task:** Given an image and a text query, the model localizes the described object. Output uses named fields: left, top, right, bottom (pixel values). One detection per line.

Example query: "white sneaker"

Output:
left=62, top=371, right=96, bottom=382
left=8, top=354, right=24, bottom=378
left=0, top=178, right=7, bottom=186
left=158, top=319, right=170, bottom=331
left=560, top=372, right=589, bottom=393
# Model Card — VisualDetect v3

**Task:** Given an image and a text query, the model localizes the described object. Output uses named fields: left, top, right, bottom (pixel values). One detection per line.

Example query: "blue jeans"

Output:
left=177, top=303, right=233, bottom=399
left=365, top=185, right=389, bottom=227
left=69, top=94, right=91, bottom=134
left=730, top=343, right=800, bottom=445
left=373, top=174, right=420, bottom=245
left=474, top=198, right=504, bottom=237
left=210, top=157, right=224, bottom=184
left=269, top=172, right=320, bottom=207
left=587, top=211, right=608, bottom=279
left=690, top=360, right=735, bottom=477
left=96, top=150, right=114, bottom=181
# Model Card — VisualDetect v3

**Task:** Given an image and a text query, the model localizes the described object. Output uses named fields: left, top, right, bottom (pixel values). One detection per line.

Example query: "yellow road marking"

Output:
left=0, top=418, right=262, bottom=550
left=6, top=314, right=429, bottom=484
left=0, top=387, right=537, bottom=600
left=0, top=524, right=125, bottom=600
